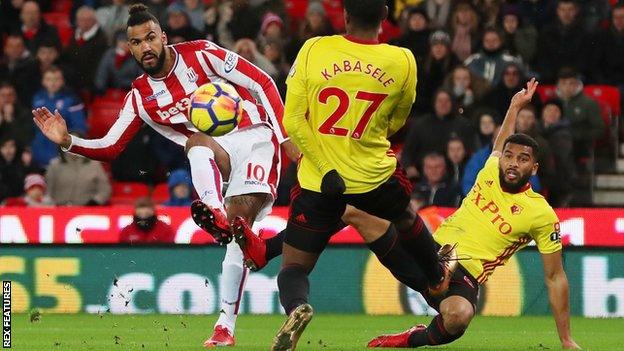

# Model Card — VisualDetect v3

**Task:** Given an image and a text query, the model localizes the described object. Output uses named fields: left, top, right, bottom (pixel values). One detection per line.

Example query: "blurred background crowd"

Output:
left=1, top=0, right=623, bottom=211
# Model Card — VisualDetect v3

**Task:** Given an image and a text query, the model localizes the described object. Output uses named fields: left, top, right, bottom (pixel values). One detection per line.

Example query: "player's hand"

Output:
left=282, top=140, right=301, bottom=161
left=510, top=77, right=538, bottom=110
left=561, top=339, right=582, bottom=350
left=320, top=170, right=346, bottom=196
left=32, top=107, right=72, bottom=149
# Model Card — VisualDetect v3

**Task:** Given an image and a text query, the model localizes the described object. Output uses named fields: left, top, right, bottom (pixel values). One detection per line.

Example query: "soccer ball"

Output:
left=188, top=82, right=243, bottom=136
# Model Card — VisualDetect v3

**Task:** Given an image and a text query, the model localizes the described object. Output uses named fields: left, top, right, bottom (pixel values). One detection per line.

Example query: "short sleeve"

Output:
left=530, top=209, right=562, bottom=254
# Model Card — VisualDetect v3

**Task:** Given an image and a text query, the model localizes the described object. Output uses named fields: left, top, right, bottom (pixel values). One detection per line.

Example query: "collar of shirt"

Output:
left=75, top=24, right=100, bottom=41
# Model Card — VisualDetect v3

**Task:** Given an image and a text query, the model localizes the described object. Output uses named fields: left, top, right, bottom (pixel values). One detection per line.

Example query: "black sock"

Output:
left=265, top=230, right=286, bottom=261
left=398, top=216, right=442, bottom=284
left=408, top=314, right=465, bottom=347
left=277, top=264, right=309, bottom=315
left=367, top=224, right=429, bottom=292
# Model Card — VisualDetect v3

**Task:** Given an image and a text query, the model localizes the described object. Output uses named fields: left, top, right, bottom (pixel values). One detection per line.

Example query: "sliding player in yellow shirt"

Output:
left=368, top=79, right=581, bottom=350
left=267, top=1, right=455, bottom=350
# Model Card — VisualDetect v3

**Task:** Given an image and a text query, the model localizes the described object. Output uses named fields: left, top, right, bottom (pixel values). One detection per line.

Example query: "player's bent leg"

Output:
left=187, top=133, right=233, bottom=243
left=343, top=206, right=429, bottom=292
left=272, top=243, right=319, bottom=351
left=227, top=193, right=272, bottom=271
left=368, top=295, right=473, bottom=348
left=408, top=295, right=473, bottom=347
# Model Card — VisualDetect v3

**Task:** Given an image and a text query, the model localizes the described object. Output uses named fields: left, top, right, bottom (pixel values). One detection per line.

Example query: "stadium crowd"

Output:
left=0, top=0, right=622, bottom=209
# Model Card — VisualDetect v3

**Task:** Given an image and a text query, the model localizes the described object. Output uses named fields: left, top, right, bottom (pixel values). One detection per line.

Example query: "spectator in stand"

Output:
left=500, top=4, right=538, bottom=67
left=556, top=67, right=604, bottom=160
left=14, top=1, right=61, bottom=54
left=0, top=82, right=33, bottom=148
left=0, top=137, right=26, bottom=202
left=461, top=125, right=542, bottom=196
left=94, top=30, right=142, bottom=94
left=111, top=127, right=160, bottom=184
left=474, top=0, right=501, bottom=28
left=96, top=0, right=130, bottom=44
left=423, top=0, right=452, bottom=30
left=402, top=89, right=475, bottom=179
left=226, top=0, right=261, bottom=46
left=1, top=35, right=34, bottom=105
left=2, top=173, right=53, bottom=207
left=442, top=65, right=490, bottom=117
left=142, top=0, right=169, bottom=24
left=465, top=27, right=523, bottom=86
left=261, top=40, right=289, bottom=98
left=20, top=145, right=42, bottom=175
left=178, top=0, right=205, bottom=33
left=578, top=0, right=610, bottom=33
left=446, top=136, right=467, bottom=185
left=518, top=0, right=557, bottom=31
left=414, top=30, right=460, bottom=114
left=64, top=6, right=109, bottom=93
left=257, top=12, right=285, bottom=47
left=537, top=0, right=591, bottom=83
left=234, top=39, right=278, bottom=81
left=412, top=152, right=461, bottom=209
left=31, top=67, right=87, bottom=167
left=472, top=107, right=500, bottom=149
left=119, top=197, right=175, bottom=244
left=0, top=0, right=23, bottom=36
left=19, top=41, right=80, bottom=104
left=46, top=151, right=111, bottom=206
left=391, top=6, right=431, bottom=62
left=163, top=169, right=193, bottom=207
left=484, top=62, right=541, bottom=118
left=540, top=99, right=575, bottom=207
left=164, top=3, right=204, bottom=44
left=515, top=105, right=555, bottom=190
left=285, top=1, right=335, bottom=62
left=591, top=3, right=624, bottom=88
left=448, top=2, right=480, bottom=62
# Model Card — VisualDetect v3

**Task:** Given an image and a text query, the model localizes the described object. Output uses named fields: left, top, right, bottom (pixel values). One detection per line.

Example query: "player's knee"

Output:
left=442, top=306, right=473, bottom=334
left=393, top=208, right=416, bottom=233
left=341, top=205, right=362, bottom=227
left=185, top=132, right=214, bottom=154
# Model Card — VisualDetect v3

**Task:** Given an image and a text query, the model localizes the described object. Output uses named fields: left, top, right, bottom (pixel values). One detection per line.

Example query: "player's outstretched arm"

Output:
left=32, top=91, right=143, bottom=162
left=492, top=78, right=538, bottom=157
left=541, top=251, right=582, bottom=350
left=33, top=107, right=72, bottom=149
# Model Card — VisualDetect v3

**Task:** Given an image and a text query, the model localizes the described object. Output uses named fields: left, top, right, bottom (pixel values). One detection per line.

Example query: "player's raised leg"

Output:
left=186, top=133, right=232, bottom=244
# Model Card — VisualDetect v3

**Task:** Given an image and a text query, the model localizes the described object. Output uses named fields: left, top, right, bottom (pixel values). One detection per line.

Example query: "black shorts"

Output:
left=423, top=265, right=480, bottom=313
left=284, top=166, right=413, bottom=253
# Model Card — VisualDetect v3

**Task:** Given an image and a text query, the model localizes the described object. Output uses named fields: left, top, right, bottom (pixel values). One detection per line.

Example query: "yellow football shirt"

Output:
left=434, top=156, right=562, bottom=284
left=283, top=35, right=417, bottom=193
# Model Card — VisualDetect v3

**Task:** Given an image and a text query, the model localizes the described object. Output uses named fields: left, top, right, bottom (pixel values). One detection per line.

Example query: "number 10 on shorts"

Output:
left=247, top=163, right=266, bottom=182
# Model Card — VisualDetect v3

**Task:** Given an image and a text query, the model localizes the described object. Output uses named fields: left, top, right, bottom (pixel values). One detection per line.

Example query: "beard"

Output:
left=498, top=168, right=531, bottom=193
left=134, top=215, right=157, bottom=232
left=136, top=44, right=166, bottom=75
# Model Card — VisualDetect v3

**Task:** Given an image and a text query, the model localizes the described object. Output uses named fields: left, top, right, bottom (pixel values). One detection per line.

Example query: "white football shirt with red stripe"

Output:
left=65, top=40, right=287, bottom=161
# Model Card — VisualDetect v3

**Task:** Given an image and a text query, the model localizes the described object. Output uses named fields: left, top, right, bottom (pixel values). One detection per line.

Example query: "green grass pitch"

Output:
left=11, top=314, right=620, bottom=350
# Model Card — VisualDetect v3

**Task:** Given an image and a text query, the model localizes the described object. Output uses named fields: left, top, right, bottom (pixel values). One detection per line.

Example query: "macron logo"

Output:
left=146, top=90, right=166, bottom=102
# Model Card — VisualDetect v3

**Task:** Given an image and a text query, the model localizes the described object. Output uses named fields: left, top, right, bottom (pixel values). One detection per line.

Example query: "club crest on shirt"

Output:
left=224, top=51, right=238, bottom=73
left=510, top=204, right=523, bottom=215
left=186, top=67, right=198, bottom=83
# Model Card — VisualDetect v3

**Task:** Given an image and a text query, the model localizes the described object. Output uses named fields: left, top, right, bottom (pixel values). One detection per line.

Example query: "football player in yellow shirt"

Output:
left=265, top=1, right=456, bottom=350
left=368, top=79, right=581, bottom=350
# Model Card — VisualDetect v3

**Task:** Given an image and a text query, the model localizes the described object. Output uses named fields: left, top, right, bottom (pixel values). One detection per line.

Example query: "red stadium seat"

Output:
left=584, top=85, right=621, bottom=117
left=151, top=183, right=170, bottom=204
left=88, top=97, right=125, bottom=138
left=51, top=0, right=73, bottom=14
left=43, top=12, right=71, bottom=27
left=110, top=182, right=150, bottom=205
left=536, top=85, right=557, bottom=103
